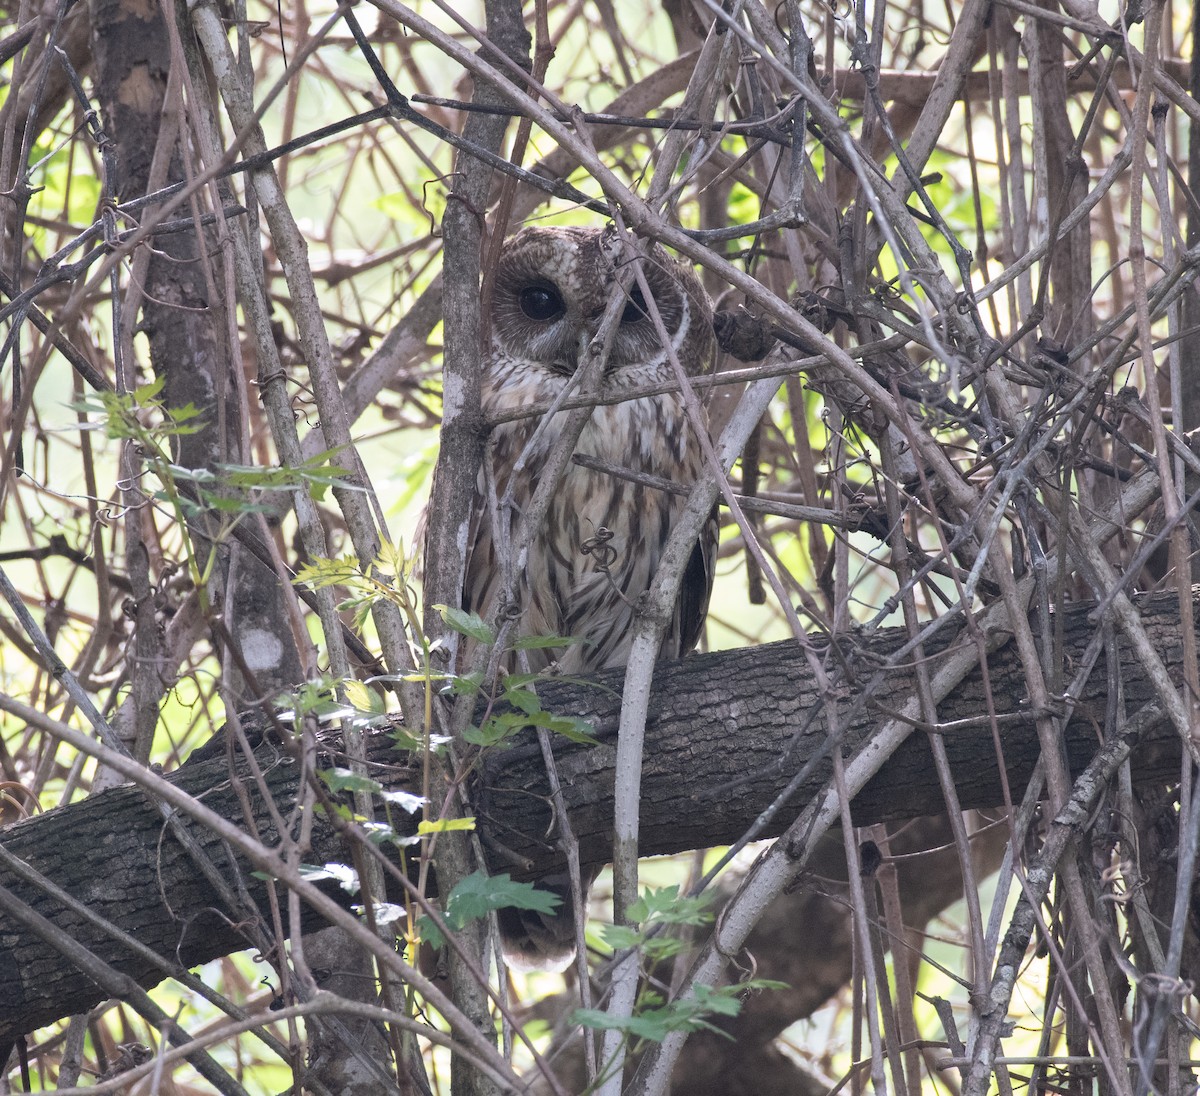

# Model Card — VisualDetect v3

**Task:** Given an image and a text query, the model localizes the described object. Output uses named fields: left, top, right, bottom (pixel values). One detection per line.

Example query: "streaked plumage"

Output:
left=465, top=225, right=717, bottom=674
left=463, top=225, right=718, bottom=966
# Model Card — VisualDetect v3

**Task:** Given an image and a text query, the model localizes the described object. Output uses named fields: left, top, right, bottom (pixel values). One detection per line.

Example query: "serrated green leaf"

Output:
left=571, top=1008, right=684, bottom=1042
left=443, top=871, right=561, bottom=929
left=133, top=376, right=165, bottom=403
left=374, top=190, right=416, bottom=220
left=416, top=873, right=562, bottom=948
left=167, top=402, right=204, bottom=423
left=293, top=556, right=363, bottom=590
left=319, top=767, right=382, bottom=795
left=200, top=494, right=256, bottom=512
left=463, top=721, right=514, bottom=748
left=416, top=914, right=445, bottom=950
left=539, top=713, right=600, bottom=746
left=434, top=605, right=494, bottom=643
left=628, top=885, right=714, bottom=927
left=389, top=728, right=426, bottom=752
left=601, top=924, right=642, bottom=950
left=504, top=686, right=541, bottom=715
left=361, top=821, right=396, bottom=844
left=443, top=672, right=484, bottom=696
left=640, top=936, right=690, bottom=961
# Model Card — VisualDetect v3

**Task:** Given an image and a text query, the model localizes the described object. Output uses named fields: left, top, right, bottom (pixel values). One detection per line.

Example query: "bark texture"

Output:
left=0, top=591, right=1191, bottom=1044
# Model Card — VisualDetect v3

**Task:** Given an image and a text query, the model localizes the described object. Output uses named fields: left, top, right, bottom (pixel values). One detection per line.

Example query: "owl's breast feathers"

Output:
left=467, top=368, right=716, bottom=674
left=460, top=226, right=718, bottom=677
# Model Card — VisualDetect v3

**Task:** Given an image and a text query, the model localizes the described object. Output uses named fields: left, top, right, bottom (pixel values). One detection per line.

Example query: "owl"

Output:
left=461, top=225, right=719, bottom=968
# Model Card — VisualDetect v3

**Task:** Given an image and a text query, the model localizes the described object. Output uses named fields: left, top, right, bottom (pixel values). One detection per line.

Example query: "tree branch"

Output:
left=0, top=591, right=1192, bottom=1045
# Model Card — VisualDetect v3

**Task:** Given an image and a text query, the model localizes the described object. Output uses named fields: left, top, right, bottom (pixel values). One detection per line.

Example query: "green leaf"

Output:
left=374, top=190, right=418, bottom=221
left=573, top=980, right=789, bottom=1044
left=442, top=671, right=484, bottom=697
left=503, top=685, right=541, bottom=715
left=599, top=922, right=690, bottom=961
left=417, top=915, right=446, bottom=950
left=463, top=719, right=516, bottom=748
left=535, top=712, right=600, bottom=746
left=435, top=605, right=494, bottom=644
left=293, top=555, right=363, bottom=590
left=570, top=990, right=724, bottom=1043
left=443, top=870, right=560, bottom=929
left=201, top=494, right=264, bottom=513
left=133, top=376, right=166, bottom=403
left=389, top=727, right=427, bottom=752
left=374, top=538, right=413, bottom=583
left=571, top=1007, right=691, bottom=1042
left=628, top=885, right=714, bottom=928
left=464, top=703, right=600, bottom=749
left=417, top=816, right=476, bottom=834
left=344, top=679, right=385, bottom=716
left=416, top=872, right=563, bottom=950
left=602, top=924, right=642, bottom=950
left=319, top=767, right=383, bottom=795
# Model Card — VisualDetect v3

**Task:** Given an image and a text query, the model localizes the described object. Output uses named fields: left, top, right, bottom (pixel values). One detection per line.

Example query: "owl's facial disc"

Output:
left=489, top=226, right=714, bottom=384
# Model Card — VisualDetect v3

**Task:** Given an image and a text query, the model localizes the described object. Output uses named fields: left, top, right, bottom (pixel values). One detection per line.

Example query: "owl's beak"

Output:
left=580, top=311, right=607, bottom=351
left=545, top=330, right=591, bottom=377
left=577, top=329, right=598, bottom=369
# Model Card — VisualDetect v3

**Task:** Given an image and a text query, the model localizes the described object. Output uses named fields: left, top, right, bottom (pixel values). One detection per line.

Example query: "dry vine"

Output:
left=2, top=0, right=1200, bottom=1093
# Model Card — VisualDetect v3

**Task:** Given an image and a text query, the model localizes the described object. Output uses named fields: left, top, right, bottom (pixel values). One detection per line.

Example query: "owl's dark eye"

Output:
left=519, top=283, right=566, bottom=322
left=620, top=287, right=648, bottom=325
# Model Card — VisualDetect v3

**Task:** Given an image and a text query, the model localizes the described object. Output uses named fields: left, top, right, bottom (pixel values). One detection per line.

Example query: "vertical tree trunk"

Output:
left=89, top=0, right=304, bottom=720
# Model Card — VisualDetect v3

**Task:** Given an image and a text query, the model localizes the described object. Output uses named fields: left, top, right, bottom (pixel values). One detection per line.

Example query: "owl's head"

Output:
left=489, top=226, right=715, bottom=379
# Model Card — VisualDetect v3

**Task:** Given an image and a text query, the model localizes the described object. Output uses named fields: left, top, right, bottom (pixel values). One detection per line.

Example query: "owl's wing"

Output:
left=673, top=503, right=719, bottom=657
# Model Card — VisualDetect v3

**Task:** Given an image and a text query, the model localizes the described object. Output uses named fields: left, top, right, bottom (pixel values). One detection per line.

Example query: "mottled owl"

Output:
left=464, top=225, right=719, bottom=966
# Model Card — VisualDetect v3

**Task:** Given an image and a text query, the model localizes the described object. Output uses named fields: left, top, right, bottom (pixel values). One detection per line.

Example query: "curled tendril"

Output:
left=581, top=527, right=640, bottom=610
left=580, top=527, right=618, bottom=571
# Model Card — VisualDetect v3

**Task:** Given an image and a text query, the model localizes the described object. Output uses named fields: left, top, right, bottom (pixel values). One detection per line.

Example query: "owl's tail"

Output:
left=496, top=869, right=598, bottom=973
